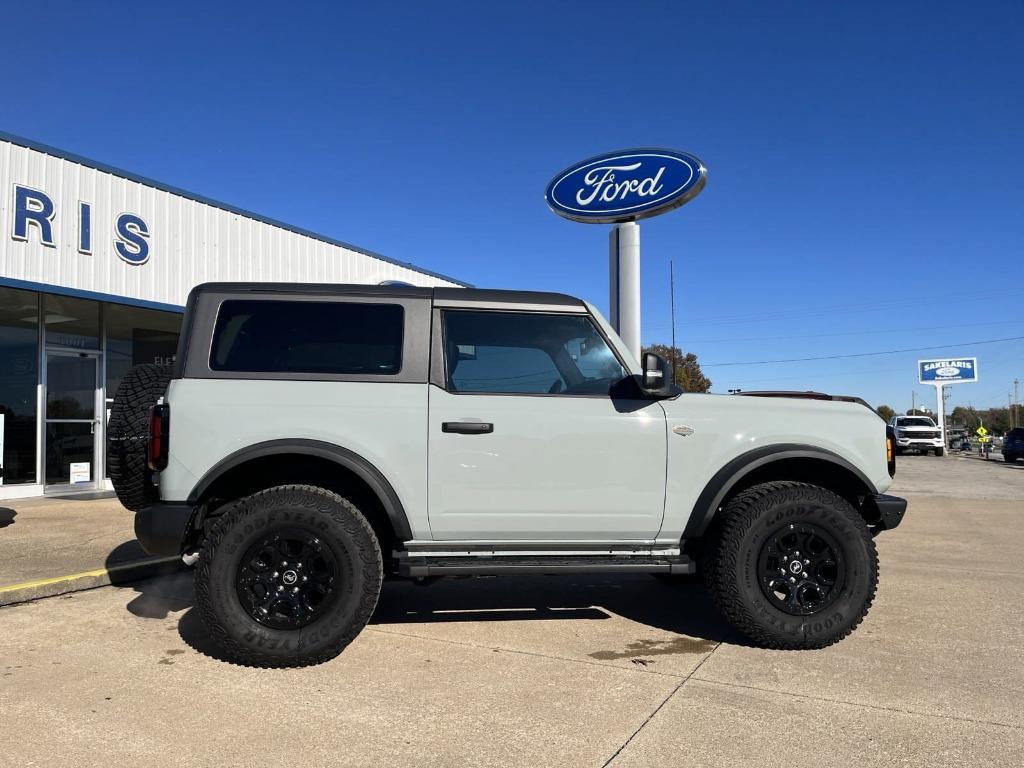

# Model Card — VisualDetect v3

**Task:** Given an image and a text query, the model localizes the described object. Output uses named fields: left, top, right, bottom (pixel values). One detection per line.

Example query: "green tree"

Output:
left=950, top=405, right=979, bottom=428
left=643, top=344, right=712, bottom=393
left=951, top=406, right=1014, bottom=435
left=876, top=404, right=895, bottom=423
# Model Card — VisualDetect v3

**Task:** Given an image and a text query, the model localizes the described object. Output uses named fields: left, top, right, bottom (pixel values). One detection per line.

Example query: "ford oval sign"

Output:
left=918, top=357, right=978, bottom=384
left=545, top=149, right=706, bottom=224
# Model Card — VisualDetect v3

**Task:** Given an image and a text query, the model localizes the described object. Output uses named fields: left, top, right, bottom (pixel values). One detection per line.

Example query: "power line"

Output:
left=703, top=335, right=1024, bottom=367
left=644, top=288, right=1024, bottom=330
left=647, top=318, right=1023, bottom=345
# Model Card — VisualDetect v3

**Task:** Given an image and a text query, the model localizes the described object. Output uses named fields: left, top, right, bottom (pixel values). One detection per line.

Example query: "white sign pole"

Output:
left=933, top=383, right=946, bottom=452
left=609, top=221, right=641, bottom=361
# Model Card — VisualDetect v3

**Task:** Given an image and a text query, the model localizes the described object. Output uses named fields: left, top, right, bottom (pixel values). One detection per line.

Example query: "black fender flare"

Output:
left=187, top=438, right=413, bottom=540
left=682, top=444, right=878, bottom=538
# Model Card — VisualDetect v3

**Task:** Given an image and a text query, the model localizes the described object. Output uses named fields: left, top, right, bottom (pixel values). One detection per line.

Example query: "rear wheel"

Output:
left=1005, top=453, right=1018, bottom=463
left=194, top=485, right=383, bottom=667
left=702, top=481, right=878, bottom=649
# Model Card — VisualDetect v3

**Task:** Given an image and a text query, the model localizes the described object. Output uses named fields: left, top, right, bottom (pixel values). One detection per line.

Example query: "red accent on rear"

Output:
left=148, top=404, right=169, bottom=471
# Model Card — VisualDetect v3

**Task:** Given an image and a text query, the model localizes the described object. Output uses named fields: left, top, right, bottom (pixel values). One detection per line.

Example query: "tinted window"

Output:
left=443, top=311, right=626, bottom=395
left=211, top=300, right=403, bottom=375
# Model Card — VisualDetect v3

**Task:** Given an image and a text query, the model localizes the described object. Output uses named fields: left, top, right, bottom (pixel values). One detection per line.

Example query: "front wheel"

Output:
left=194, top=485, right=383, bottom=667
left=934, top=448, right=945, bottom=457
left=1005, top=453, right=1018, bottom=464
left=702, top=481, right=878, bottom=649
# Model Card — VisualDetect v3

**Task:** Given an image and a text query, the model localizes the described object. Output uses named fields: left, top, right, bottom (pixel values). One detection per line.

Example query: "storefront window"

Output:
left=0, top=286, right=40, bottom=485
left=104, top=302, right=182, bottom=405
left=44, top=294, right=100, bottom=350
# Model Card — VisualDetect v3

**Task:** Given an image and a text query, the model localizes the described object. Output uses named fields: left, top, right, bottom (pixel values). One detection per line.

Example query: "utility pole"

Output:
left=911, top=390, right=916, bottom=414
left=1015, top=378, right=1020, bottom=428
left=669, top=258, right=677, bottom=379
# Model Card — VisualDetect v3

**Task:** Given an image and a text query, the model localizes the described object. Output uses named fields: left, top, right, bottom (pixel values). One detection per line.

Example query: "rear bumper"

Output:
left=865, top=494, right=907, bottom=533
left=135, top=502, right=194, bottom=556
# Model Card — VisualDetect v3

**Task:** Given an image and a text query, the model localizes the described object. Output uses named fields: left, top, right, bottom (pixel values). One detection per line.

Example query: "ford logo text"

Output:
left=545, top=149, right=706, bottom=224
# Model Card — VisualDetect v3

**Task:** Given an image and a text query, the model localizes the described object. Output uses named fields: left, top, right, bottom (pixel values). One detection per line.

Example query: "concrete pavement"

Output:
left=0, top=454, right=1022, bottom=766
left=0, top=494, right=181, bottom=605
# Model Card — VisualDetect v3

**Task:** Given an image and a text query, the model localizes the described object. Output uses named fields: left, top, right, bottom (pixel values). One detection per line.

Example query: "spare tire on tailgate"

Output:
left=108, top=363, right=172, bottom=511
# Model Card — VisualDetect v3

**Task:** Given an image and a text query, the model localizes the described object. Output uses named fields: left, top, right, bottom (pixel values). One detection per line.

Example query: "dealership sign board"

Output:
left=918, top=357, right=978, bottom=384
left=545, top=149, right=706, bottom=224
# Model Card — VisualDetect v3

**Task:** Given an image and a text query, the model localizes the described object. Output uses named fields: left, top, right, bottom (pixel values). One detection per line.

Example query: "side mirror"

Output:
left=640, top=352, right=675, bottom=397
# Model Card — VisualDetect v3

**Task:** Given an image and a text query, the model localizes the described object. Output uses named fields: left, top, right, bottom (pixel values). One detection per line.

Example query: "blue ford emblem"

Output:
left=545, top=148, right=706, bottom=224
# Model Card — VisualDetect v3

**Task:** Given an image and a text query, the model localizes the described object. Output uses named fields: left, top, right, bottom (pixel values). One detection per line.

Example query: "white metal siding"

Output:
left=0, top=138, right=463, bottom=307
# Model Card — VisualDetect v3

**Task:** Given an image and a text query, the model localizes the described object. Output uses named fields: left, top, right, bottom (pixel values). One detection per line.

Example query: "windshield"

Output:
left=898, top=418, right=935, bottom=427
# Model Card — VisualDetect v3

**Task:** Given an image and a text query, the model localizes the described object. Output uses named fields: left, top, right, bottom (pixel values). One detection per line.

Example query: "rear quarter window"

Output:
left=210, top=300, right=403, bottom=375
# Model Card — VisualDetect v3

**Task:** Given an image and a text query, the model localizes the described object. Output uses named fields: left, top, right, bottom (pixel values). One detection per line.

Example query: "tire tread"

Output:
left=194, top=484, right=383, bottom=668
left=702, top=480, right=879, bottom=650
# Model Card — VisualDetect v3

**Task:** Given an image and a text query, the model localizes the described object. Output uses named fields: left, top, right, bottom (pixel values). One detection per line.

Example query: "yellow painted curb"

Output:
left=0, top=556, right=183, bottom=605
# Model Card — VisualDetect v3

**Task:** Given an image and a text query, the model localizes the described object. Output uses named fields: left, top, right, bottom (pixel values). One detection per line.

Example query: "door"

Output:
left=44, top=351, right=101, bottom=492
left=427, top=309, right=667, bottom=541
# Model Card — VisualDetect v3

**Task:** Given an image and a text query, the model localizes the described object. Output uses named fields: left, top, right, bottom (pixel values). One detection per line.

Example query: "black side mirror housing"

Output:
left=640, top=352, right=677, bottom=398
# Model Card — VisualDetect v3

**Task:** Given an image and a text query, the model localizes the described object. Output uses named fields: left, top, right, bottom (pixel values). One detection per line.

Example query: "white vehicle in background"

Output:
left=889, top=415, right=944, bottom=456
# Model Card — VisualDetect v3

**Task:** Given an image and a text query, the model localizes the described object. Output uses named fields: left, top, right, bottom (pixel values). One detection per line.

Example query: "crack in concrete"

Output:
left=600, top=641, right=724, bottom=768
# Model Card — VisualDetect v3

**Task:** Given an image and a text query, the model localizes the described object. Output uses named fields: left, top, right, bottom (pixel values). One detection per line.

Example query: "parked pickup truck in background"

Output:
left=889, top=415, right=944, bottom=456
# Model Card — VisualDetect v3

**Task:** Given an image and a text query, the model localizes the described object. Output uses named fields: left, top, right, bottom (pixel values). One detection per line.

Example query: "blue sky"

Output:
left=4, top=1, right=1022, bottom=411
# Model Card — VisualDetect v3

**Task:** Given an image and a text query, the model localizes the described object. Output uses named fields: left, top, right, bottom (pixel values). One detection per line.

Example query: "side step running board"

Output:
left=397, top=554, right=696, bottom=578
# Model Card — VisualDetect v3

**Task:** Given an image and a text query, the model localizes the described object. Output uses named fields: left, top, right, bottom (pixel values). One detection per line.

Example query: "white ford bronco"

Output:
left=108, top=283, right=905, bottom=667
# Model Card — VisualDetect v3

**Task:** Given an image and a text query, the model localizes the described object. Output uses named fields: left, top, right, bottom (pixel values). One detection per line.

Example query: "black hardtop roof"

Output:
left=190, top=282, right=586, bottom=308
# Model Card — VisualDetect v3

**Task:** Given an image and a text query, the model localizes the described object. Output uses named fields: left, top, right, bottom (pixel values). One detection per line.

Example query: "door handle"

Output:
left=442, top=421, right=494, bottom=435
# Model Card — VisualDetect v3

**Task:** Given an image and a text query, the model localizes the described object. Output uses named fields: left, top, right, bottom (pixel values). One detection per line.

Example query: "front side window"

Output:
left=210, top=300, right=403, bottom=375
left=443, top=311, right=626, bottom=395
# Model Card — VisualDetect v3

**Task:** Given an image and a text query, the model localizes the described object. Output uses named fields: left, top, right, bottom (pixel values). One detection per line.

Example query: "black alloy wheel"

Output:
left=757, top=523, right=844, bottom=616
left=235, top=528, right=340, bottom=630
left=194, top=485, right=383, bottom=668
left=702, top=481, right=879, bottom=649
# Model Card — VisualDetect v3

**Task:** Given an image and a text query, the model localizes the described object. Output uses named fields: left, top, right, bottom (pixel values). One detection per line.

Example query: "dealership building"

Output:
left=0, top=133, right=466, bottom=499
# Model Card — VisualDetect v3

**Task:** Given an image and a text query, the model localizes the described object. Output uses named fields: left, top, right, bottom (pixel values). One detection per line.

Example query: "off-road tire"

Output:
left=194, top=485, right=383, bottom=668
left=702, top=481, right=878, bottom=649
left=934, top=448, right=945, bottom=457
left=107, top=363, right=172, bottom=511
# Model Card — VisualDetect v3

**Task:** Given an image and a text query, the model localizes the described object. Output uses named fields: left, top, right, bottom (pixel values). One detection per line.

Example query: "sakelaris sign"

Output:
left=545, top=148, right=706, bottom=224
left=918, top=357, right=978, bottom=384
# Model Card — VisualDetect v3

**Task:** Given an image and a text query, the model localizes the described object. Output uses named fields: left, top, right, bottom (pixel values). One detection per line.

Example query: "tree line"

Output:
left=873, top=403, right=1024, bottom=434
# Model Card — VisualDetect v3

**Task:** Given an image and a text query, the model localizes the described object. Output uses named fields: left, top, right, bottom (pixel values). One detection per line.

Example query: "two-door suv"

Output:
left=108, top=283, right=906, bottom=667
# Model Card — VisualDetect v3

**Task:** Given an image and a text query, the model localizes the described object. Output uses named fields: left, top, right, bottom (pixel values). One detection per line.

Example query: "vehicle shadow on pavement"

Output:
left=104, top=541, right=191, bottom=619
left=0, top=508, right=16, bottom=529
left=111, top=567, right=742, bottom=664
left=370, top=574, right=739, bottom=644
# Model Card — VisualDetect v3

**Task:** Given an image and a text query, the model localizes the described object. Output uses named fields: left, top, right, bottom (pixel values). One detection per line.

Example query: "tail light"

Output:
left=148, top=403, right=170, bottom=471
left=885, top=425, right=896, bottom=477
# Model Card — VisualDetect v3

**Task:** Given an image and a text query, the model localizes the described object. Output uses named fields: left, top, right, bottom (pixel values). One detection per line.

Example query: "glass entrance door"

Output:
left=44, top=352, right=101, bottom=492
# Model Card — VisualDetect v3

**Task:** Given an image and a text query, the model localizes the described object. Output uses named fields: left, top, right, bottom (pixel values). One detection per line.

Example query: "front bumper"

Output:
left=864, top=494, right=907, bottom=533
left=896, top=438, right=943, bottom=448
left=135, top=502, right=195, bottom=556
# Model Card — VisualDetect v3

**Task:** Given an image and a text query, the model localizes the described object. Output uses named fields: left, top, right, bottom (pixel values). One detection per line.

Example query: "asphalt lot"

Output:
left=1, top=453, right=1022, bottom=767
